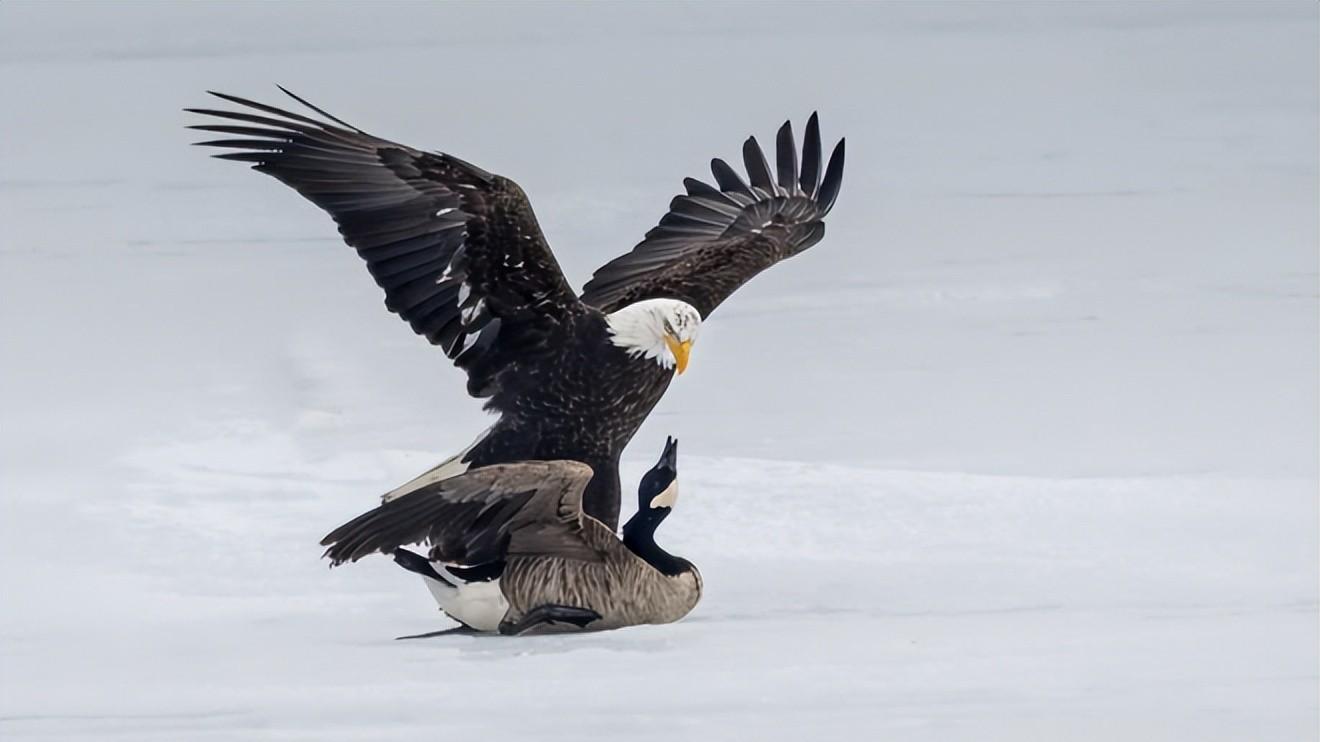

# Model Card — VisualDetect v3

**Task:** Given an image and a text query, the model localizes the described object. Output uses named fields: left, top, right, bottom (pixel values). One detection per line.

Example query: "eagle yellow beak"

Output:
left=664, top=335, right=693, bottom=375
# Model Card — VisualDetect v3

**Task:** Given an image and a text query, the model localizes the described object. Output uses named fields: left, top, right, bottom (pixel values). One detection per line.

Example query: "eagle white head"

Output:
left=606, top=298, right=702, bottom=373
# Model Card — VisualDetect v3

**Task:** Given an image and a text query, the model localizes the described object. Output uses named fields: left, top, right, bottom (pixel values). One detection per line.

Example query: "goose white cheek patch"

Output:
left=650, top=480, right=678, bottom=509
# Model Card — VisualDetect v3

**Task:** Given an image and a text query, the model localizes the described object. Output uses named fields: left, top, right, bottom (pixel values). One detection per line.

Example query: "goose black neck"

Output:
left=622, top=509, right=688, bottom=577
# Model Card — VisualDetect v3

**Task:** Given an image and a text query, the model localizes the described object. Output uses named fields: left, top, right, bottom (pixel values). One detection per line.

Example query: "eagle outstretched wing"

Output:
left=187, top=89, right=585, bottom=400
left=580, top=113, right=845, bottom=318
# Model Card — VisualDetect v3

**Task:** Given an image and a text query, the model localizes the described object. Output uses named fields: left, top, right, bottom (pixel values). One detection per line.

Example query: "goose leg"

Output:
left=498, top=605, right=601, bottom=636
left=395, top=626, right=481, bottom=640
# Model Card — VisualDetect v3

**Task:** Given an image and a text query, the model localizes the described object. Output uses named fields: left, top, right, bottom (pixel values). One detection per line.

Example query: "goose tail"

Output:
left=393, top=548, right=455, bottom=588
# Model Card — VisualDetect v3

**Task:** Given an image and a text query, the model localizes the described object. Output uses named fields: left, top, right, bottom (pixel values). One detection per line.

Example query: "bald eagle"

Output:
left=188, top=89, right=845, bottom=528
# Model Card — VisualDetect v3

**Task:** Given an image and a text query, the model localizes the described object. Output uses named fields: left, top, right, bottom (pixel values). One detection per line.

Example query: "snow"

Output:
left=1, top=3, right=1316, bottom=740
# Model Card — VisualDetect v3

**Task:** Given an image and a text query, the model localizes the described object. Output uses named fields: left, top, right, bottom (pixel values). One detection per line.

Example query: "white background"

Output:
left=1, top=3, right=1315, bottom=740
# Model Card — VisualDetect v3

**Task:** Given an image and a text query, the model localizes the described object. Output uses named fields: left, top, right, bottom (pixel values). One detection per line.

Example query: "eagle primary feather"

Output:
left=580, top=112, right=845, bottom=316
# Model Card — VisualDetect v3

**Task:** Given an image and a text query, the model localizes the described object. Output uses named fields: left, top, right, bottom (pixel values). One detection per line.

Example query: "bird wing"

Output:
left=580, top=113, right=845, bottom=318
left=187, top=89, right=585, bottom=400
left=319, top=461, right=601, bottom=566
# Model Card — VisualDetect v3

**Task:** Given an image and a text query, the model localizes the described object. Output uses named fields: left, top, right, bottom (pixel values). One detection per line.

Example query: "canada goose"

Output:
left=189, top=89, right=844, bottom=529
left=320, top=438, right=699, bottom=635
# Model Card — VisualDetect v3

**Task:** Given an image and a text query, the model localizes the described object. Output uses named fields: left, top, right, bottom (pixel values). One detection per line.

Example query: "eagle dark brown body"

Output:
left=188, top=89, right=844, bottom=529
left=457, top=319, right=674, bottom=528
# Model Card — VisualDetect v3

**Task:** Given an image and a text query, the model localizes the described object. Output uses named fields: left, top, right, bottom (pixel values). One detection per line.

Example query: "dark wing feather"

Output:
left=320, top=461, right=601, bottom=566
left=581, top=113, right=845, bottom=317
left=187, top=90, right=584, bottom=401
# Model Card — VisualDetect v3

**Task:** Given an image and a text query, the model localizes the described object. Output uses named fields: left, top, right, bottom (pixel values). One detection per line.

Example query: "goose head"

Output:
left=624, top=436, right=679, bottom=537
left=640, top=435, right=678, bottom=510
left=623, top=437, right=692, bottom=577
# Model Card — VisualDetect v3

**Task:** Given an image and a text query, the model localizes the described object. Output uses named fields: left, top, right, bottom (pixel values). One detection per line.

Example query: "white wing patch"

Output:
left=460, top=298, right=486, bottom=324
left=381, top=424, right=494, bottom=502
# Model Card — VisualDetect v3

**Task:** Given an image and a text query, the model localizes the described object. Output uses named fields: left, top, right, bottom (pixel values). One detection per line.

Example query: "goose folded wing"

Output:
left=580, top=113, right=845, bottom=318
left=187, top=89, right=583, bottom=400
left=319, top=461, right=601, bottom=566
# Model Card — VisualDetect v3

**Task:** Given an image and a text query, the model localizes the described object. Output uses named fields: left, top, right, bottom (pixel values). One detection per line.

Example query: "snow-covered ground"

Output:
left=1, top=3, right=1316, bottom=740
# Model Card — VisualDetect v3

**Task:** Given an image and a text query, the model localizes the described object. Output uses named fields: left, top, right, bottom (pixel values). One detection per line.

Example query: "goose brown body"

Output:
left=499, top=518, right=701, bottom=632
left=321, top=445, right=699, bottom=635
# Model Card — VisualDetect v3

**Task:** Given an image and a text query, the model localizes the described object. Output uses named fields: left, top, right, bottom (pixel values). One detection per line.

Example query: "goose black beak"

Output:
left=661, top=436, right=678, bottom=470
